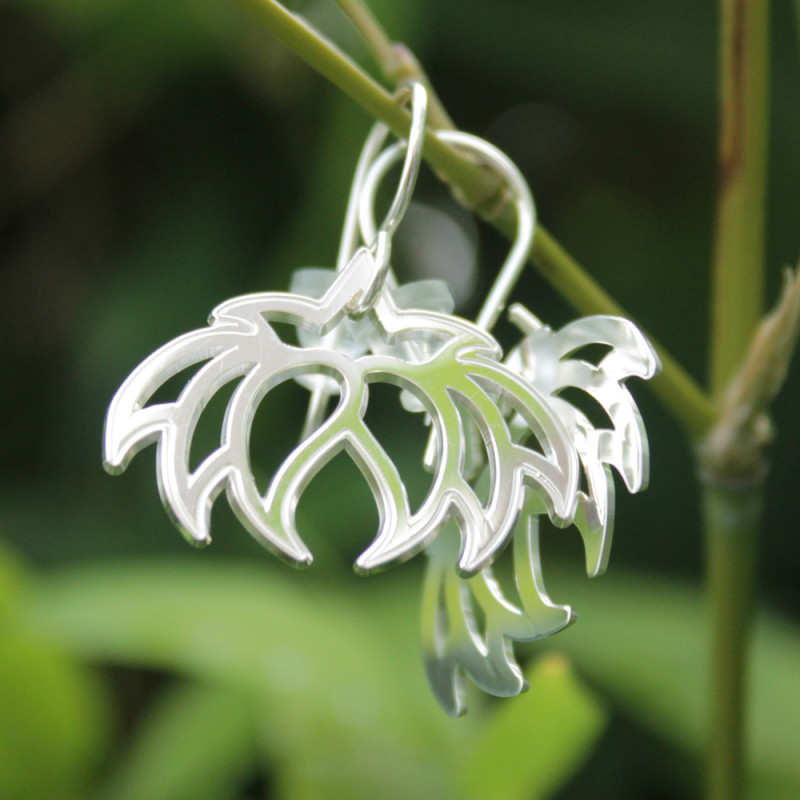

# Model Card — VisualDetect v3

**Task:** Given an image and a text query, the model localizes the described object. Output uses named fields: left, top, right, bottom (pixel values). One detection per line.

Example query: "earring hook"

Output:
left=356, top=130, right=536, bottom=333
left=336, top=81, right=428, bottom=273
left=357, top=132, right=536, bottom=473
left=300, top=82, right=428, bottom=440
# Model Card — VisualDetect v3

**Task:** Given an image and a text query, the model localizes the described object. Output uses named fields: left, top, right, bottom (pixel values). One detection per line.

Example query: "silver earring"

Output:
left=103, top=83, right=658, bottom=715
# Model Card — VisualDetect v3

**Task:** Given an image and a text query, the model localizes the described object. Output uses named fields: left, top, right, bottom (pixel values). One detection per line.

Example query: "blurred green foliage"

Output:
left=0, top=0, right=798, bottom=797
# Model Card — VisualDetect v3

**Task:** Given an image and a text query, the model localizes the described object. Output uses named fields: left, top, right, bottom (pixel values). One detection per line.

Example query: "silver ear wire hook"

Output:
left=356, top=131, right=537, bottom=471
left=301, top=81, right=429, bottom=439
left=335, top=81, right=428, bottom=273
left=356, top=130, right=536, bottom=334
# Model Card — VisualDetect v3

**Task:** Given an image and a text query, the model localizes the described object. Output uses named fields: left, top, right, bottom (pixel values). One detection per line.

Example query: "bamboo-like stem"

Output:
left=710, top=1, right=770, bottom=394
left=703, top=483, right=762, bottom=800
left=333, top=0, right=456, bottom=129
left=237, top=0, right=716, bottom=438
left=703, top=2, right=770, bottom=798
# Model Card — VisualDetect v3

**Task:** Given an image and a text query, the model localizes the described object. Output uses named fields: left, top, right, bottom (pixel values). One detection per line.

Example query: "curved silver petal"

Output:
left=106, top=248, right=584, bottom=575
left=505, top=303, right=659, bottom=575
left=103, top=248, right=381, bottom=563
left=353, top=294, right=580, bottom=575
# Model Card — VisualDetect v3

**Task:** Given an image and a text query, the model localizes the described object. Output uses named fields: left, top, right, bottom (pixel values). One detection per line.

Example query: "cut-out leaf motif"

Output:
left=104, top=249, right=582, bottom=575
left=423, top=507, right=574, bottom=716
left=421, top=304, right=658, bottom=714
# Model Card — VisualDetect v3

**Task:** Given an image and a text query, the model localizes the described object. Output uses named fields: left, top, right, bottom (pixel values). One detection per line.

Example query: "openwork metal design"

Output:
left=421, top=305, right=659, bottom=715
left=103, top=82, right=658, bottom=715
left=104, top=247, right=582, bottom=575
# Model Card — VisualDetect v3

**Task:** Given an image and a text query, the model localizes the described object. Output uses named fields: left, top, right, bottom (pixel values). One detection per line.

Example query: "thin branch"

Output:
left=236, top=0, right=498, bottom=209
left=333, top=0, right=455, bottom=129
left=333, top=0, right=397, bottom=72
left=701, top=266, right=800, bottom=480
left=236, top=0, right=716, bottom=438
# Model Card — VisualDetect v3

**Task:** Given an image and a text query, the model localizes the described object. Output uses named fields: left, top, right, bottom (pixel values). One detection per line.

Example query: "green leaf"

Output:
left=0, top=628, right=109, bottom=800
left=27, top=560, right=464, bottom=800
left=0, top=547, right=109, bottom=800
left=99, top=681, right=258, bottom=800
left=548, top=569, right=800, bottom=795
left=459, top=653, right=607, bottom=800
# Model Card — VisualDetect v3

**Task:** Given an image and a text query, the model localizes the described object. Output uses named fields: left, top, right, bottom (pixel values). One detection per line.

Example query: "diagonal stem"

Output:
left=333, top=0, right=398, bottom=73
left=236, top=0, right=716, bottom=439
left=333, top=0, right=456, bottom=129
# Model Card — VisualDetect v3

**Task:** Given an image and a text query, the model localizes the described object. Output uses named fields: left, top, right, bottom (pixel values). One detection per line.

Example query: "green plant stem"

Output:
left=703, top=2, right=770, bottom=799
left=236, top=0, right=497, bottom=208
left=237, top=0, right=716, bottom=438
left=703, top=484, right=762, bottom=800
left=334, top=0, right=397, bottom=73
left=710, top=1, right=770, bottom=395
left=333, top=0, right=456, bottom=129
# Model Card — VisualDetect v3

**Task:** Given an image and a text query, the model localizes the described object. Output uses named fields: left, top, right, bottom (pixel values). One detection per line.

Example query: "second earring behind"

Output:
left=349, top=117, right=659, bottom=714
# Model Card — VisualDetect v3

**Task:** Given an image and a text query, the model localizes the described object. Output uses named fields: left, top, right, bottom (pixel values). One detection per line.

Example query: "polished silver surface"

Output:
left=104, top=248, right=380, bottom=564
left=356, top=129, right=536, bottom=333
left=338, top=81, right=428, bottom=272
left=302, top=81, right=429, bottom=438
left=359, top=125, right=659, bottom=715
left=354, top=129, right=537, bottom=475
left=104, top=242, right=583, bottom=575
left=506, top=304, right=660, bottom=576
left=422, top=509, right=575, bottom=716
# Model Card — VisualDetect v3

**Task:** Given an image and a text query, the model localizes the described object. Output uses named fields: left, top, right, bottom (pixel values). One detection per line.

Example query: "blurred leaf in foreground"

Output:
left=0, top=546, right=109, bottom=800
left=26, top=559, right=463, bottom=800
left=23, top=556, right=800, bottom=797
left=459, top=653, right=607, bottom=800
left=98, top=680, right=258, bottom=800
left=550, top=569, right=800, bottom=797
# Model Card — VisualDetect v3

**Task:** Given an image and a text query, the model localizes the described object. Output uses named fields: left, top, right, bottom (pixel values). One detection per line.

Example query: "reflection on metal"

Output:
left=103, top=246, right=580, bottom=576
left=103, top=81, right=658, bottom=714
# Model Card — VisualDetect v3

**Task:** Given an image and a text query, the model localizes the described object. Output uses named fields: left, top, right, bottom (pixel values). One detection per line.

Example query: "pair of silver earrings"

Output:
left=104, top=83, right=658, bottom=715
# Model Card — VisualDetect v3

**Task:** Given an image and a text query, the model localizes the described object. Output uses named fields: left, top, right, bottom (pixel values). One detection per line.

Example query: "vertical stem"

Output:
left=703, top=483, right=762, bottom=800
left=704, top=2, right=769, bottom=799
left=710, top=0, right=769, bottom=394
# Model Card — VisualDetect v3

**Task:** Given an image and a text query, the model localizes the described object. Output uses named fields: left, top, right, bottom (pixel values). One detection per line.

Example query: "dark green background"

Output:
left=0, top=1, right=798, bottom=798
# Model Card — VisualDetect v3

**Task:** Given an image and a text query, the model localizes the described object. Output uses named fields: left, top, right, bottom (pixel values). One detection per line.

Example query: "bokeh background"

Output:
left=0, top=1, right=798, bottom=798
